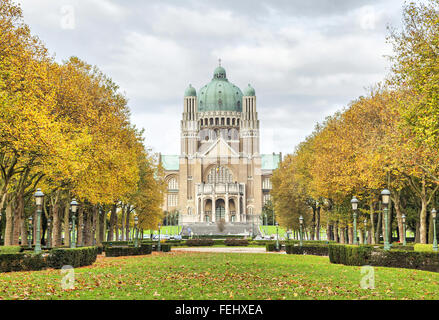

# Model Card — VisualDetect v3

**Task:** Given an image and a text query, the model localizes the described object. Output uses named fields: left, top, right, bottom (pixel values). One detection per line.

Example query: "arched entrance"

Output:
left=215, top=199, right=226, bottom=221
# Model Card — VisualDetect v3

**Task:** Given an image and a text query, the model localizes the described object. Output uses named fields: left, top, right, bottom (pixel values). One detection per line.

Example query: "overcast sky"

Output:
left=17, top=0, right=405, bottom=156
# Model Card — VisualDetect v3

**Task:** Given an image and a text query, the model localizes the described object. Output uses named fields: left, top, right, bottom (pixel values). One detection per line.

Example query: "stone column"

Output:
left=225, top=195, right=230, bottom=223
left=200, top=196, right=204, bottom=222
left=212, top=196, right=216, bottom=223
left=237, top=196, right=241, bottom=222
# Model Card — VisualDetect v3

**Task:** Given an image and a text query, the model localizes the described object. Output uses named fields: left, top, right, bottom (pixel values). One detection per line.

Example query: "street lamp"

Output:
left=275, top=222, right=280, bottom=251
left=402, top=214, right=407, bottom=246
left=381, top=189, right=391, bottom=250
left=28, top=216, right=33, bottom=249
left=351, top=196, right=359, bottom=245
left=299, top=215, right=304, bottom=247
left=47, top=218, right=52, bottom=248
left=34, top=189, right=44, bottom=253
left=432, top=209, right=438, bottom=252
left=134, top=216, right=139, bottom=248
left=363, top=218, right=367, bottom=245
left=158, top=223, right=162, bottom=252
left=0, top=211, right=2, bottom=244
left=70, top=199, right=78, bottom=248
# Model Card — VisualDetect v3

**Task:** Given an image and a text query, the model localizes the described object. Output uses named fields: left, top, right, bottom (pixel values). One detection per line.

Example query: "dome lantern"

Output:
left=184, top=84, right=197, bottom=97
left=198, top=64, right=243, bottom=112
left=244, top=84, right=256, bottom=97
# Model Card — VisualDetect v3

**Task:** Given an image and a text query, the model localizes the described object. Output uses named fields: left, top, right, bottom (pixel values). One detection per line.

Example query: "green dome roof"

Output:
left=198, top=65, right=243, bottom=112
left=244, top=84, right=256, bottom=96
left=184, top=84, right=197, bottom=97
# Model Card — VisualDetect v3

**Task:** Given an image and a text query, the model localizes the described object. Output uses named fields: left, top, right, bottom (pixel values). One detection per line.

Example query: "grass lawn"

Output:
left=1, top=252, right=439, bottom=300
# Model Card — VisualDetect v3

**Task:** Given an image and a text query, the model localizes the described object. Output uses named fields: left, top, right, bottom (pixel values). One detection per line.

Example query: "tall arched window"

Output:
left=207, top=166, right=233, bottom=184
left=168, top=177, right=178, bottom=191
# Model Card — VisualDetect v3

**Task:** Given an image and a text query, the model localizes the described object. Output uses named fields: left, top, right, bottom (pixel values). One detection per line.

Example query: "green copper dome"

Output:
left=198, top=65, right=243, bottom=112
left=184, top=84, right=197, bottom=97
left=244, top=84, right=256, bottom=96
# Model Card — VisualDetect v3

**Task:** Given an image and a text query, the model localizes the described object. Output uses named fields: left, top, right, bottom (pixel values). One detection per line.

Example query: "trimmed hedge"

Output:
left=266, top=243, right=282, bottom=252
left=0, top=246, right=22, bottom=254
left=329, top=244, right=439, bottom=272
left=185, top=239, right=215, bottom=246
left=0, top=253, right=46, bottom=273
left=157, top=244, right=171, bottom=252
left=48, top=247, right=99, bottom=269
left=224, top=239, right=249, bottom=246
left=286, top=244, right=329, bottom=256
left=105, top=245, right=152, bottom=257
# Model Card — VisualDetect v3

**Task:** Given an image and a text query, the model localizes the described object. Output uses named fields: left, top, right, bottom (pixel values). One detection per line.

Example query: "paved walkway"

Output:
left=173, top=247, right=285, bottom=254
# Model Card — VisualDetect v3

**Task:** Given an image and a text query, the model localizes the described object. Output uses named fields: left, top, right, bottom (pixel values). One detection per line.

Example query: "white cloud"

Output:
left=14, top=0, right=404, bottom=156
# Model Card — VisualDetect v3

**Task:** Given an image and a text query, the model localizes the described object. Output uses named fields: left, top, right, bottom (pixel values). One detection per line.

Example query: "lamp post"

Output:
left=47, top=218, right=52, bottom=248
left=432, top=209, right=438, bottom=252
left=70, top=199, right=78, bottom=248
left=28, top=216, right=33, bottom=249
left=275, top=222, right=279, bottom=251
left=158, top=223, right=161, bottom=252
left=69, top=221, right=72, bottom=246
left=134, top=216, right=139, bottom=248
left=0, top=211, right=2, bottom=244
left=34, top=189, right=44, bottom=254
left=402, top=214, right=407, bottom=246
left=351, top=196, right=359, bottom=245
left=381, top=189, right=391, bottom=250
left=299, top=215, right=304, bottom=247
left=363, top=218, right=367, bottom=245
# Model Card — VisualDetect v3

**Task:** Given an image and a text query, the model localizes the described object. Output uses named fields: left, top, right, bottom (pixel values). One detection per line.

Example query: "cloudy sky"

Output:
left=17, top=0, right=405, bottom=156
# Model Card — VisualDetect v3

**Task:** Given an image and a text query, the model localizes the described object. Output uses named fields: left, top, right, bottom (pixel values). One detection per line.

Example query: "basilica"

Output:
left=160, top=63, right=281, bottom=234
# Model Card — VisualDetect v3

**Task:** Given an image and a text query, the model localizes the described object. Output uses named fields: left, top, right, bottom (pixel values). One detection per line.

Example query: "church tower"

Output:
left=161, top=62, right=281, bottom=235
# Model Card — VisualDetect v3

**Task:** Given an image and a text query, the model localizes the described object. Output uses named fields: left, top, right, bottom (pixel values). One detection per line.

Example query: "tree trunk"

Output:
left=52, top=202, right=62, bottom=247
left=77, top=206, right=84, bottom=246
left=340, top=226, right=345, bottom=244
left=64, top=199, right=70, bottom=247
left=85, top=208, right=93, bottom=246
left=334, top=221, right=339, bottom=243
left=4, top=197, right=13, bottom=246
left=92, top=205, right=98, bottom=246
left=310, top=207, right=316, bottom=240
left=375, top=202, right=382, bottom=244
left=415, top=219, right=421, bottom=243
left=125, top=207, right=131, bottom=241
left=109, top=204, right=117, bottom=241
left=348, top=225, right=353, bottom=244
left=370, top=199, right=376, bottom=244
left=420, top=195, right=428, bottom=244
left=359, top=229, right=364, bottom=244
left=13, top=192, right=24, bottom=245
left=392, top=192, right=405, bottom=243
left=316, top=206, right=321, bottom=240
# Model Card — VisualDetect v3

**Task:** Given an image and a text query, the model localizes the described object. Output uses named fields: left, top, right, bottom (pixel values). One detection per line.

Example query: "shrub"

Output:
left=414, top=244, right=434, bottom=252
left=0, top=253, right=46, bottom=273
left=286, top=244, right=329, bottom=256
left=48, top=247, right=99, bottom=269
left=159, top=244, right=171, bottom=252
left=369, top=249, right=439, bottom=272
left=105, top=245, right=152, bottom=257
left=224, top=239, right=249, bottom=246
left=328, top=244, right=374, bottom=266
left=329, top=244, right=439, bottom=272
left=185, top=239, right=214, bottom=247
left=0, top=246, right=22, bottom=254
left=266, top=243, right=281, bottom=252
